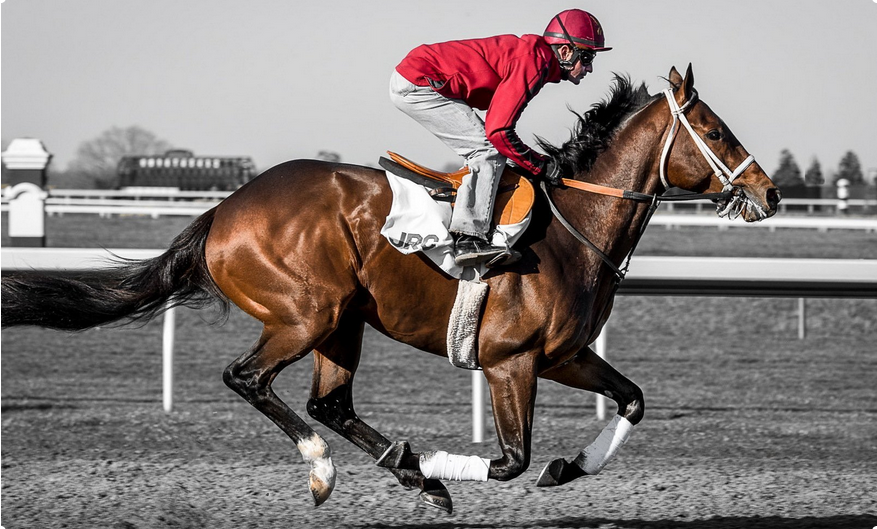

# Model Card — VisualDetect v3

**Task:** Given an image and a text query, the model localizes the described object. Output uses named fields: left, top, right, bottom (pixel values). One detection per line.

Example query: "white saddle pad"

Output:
left=380, top=171, right=531, bottom=279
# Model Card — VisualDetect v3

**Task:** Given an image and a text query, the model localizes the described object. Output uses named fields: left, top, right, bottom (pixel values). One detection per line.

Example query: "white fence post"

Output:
left=472, top=370, right=485, bottom=443
left=162, top=306, right=176, bottom=412
left=595, top=327, right=608, bottom=420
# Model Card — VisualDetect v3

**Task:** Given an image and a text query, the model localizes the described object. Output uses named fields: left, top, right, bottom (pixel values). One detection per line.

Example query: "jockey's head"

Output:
left=544, top=9, right=611, bottom=83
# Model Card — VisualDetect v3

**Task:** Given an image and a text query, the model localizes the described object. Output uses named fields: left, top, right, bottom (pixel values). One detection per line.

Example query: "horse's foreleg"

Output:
left=409, top=353, right=539, bottom=482
left=223, top=326, right=336, bottom=506
left=535, top=346, right=644, bottom=487
left=307, top=315, right=453, bottom=513
left=481, top=352, right=540, bottom=481
left=376, top=352, right=539, bottom=485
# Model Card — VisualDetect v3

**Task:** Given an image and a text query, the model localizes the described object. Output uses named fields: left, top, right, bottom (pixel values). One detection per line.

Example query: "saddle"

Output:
left=379, top=151, right=535, bottom=226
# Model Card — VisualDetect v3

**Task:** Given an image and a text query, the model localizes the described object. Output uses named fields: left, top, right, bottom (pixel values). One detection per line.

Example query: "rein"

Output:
left=540, top=180, right=722, bottom=283
left=540, top=87, right=748, bottom=284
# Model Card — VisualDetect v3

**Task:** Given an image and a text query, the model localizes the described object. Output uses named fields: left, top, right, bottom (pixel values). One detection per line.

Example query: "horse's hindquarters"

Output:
left=205, top=160, right=381, bottom=325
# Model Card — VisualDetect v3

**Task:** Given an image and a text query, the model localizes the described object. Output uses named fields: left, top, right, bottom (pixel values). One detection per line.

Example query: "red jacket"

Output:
left=395, top=34, right=563, bottom=176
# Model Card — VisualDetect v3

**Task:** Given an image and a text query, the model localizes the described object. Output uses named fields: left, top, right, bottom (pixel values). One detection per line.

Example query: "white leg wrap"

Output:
left=574, top=415, right=634, bottom=475
left=419, top=450, right=490, bottom=481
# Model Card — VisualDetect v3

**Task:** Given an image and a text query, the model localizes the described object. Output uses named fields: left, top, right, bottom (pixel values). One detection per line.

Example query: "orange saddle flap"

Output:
left=386, top=151, right=535, bottom=226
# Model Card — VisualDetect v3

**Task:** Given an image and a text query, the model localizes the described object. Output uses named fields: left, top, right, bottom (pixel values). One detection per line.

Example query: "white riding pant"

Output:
left=389, top=69, right=505, bottom=239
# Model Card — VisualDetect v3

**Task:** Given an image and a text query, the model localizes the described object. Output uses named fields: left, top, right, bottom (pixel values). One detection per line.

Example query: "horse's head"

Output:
left=661, top=64, right=781, bottom=221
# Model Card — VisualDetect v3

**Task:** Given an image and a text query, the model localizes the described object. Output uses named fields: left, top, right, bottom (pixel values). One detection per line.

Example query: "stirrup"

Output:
left=486, top=248, right=522, bottom=268
left=453, top=237, right=504, bottom=267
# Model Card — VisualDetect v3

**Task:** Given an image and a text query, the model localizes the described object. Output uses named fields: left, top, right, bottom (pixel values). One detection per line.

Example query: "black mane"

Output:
left=537, top=74, right=654, bottom=176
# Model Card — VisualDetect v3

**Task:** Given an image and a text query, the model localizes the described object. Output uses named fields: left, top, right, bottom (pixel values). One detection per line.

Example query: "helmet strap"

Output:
left=551, top=44, right=580, bottom=72
left=552, top=15, right=582, bottom=71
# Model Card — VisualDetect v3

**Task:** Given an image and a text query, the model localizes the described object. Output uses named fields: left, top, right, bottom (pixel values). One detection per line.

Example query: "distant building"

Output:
left=117, top=150, right=256, bottom=191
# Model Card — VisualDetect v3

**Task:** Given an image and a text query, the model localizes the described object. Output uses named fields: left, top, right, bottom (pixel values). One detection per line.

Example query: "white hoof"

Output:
left=309, top=463, right=335, bottom=506
left=297, top=434, right=336, bottom=506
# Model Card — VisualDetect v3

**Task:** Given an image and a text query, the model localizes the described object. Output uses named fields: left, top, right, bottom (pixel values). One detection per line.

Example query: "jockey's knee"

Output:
left=488, top=450, right=529, bottom=481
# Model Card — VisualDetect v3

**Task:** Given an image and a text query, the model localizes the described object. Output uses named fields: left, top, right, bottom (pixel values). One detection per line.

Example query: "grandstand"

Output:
left=117, top=150, right=255, bottom=191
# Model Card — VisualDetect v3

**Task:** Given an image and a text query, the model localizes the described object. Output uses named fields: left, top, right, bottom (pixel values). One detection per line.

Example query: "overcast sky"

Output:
left=2, top=0, right=876, bottom=180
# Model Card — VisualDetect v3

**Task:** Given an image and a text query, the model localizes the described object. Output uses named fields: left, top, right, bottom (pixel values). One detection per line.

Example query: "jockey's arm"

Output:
left=485, top=60, right=551, bottom=176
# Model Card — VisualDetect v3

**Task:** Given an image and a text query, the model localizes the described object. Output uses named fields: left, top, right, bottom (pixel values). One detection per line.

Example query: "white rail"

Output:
left=48, top=188, right=231, bottom=199
left=3, top=249, right=876, bottom=439
left=650, top=214, right=877, bottom=232
left=4, top=201, right=877, bottom=231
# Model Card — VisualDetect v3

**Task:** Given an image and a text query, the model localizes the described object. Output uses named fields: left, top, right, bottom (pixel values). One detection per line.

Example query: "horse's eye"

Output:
left=705, top=129, right=722, bottom=141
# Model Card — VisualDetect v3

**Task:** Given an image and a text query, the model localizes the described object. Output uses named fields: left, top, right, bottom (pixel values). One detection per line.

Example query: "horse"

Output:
left=1, top=65, right=780, bottom=513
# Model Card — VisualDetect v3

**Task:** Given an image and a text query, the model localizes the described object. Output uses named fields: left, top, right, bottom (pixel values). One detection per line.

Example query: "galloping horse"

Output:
left=2, top=66, right=780, bottom=513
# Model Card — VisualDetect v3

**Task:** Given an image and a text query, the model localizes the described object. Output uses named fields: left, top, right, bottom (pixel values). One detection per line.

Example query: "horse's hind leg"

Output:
left=306, top=313, right=453, bottom=513
left=535, top=346, right=645, bottom=487
left=223, top=325, right=337, bottom=506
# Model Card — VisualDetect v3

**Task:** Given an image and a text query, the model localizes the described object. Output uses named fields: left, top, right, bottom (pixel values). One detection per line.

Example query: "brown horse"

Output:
left=1, top=65, right=779, bottom=513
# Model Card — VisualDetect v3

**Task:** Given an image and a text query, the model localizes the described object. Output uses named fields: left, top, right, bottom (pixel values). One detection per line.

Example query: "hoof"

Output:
left=298, top=434, right=336, bottom=506
left=309, top=471, right=334, bottom=506
left=307, top=458, right=337, bottom=507
left=419, top=479, right=453, bottom=514
left=536, top=458, right=586, bottom=487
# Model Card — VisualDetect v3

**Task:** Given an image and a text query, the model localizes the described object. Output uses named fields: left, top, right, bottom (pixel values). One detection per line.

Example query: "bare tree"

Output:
left=67, top=126, right=174, bottom=188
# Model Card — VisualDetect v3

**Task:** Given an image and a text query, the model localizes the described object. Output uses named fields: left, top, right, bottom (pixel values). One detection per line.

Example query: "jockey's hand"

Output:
left=541, top=157, right=564, bottom=187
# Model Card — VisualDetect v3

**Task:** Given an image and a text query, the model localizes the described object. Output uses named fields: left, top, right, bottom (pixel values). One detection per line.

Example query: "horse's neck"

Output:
left=591, top=102, right=667, bottom=197
left=556, top=103, right=668, bottom=264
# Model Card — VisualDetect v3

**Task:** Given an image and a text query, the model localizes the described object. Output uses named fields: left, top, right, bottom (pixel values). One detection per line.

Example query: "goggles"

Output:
left=576, top=49, right=596, bottom=66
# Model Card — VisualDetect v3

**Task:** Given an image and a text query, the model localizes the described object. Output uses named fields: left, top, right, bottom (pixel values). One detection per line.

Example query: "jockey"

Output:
left=390, top=9, right=611, bottom=267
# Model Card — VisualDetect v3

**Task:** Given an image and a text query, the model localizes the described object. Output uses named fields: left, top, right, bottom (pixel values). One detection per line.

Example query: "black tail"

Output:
left=1, top=208, right=229, bottom=331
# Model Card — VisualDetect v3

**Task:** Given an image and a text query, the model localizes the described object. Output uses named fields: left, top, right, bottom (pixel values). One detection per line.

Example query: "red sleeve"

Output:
left=484, top=56, right=551, bottom=175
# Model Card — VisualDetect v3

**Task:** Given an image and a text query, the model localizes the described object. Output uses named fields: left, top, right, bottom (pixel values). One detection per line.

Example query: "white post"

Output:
left=798, top=298, right=806, bottom=340
left=472, top=370, right=485, bottom=443
left=162, top=306, right=176, bottom=412
left=5, top=183, right=48, bottom=247
left=595, top=328, right=608, bottom=420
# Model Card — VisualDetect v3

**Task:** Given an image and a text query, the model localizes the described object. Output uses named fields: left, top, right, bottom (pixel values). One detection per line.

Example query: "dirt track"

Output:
left=3, top=297, right=876, bottom=528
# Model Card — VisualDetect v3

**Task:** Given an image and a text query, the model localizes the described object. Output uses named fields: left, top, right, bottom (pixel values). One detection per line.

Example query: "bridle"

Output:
left=540, top=85, right=757, bottom=283
left=658, top=87, right=755, bottom=192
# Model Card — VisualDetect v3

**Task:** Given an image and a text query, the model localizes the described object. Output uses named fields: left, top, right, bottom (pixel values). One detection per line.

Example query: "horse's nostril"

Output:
left=766, top=188, right=781, bottom=209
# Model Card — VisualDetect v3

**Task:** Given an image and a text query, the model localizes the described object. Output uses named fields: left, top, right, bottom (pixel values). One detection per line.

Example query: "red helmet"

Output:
left=543, top=9, right=611, bottom=52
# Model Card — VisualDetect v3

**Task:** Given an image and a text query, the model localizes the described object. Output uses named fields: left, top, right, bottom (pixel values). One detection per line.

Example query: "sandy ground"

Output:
left=3, top=298, right=875, bottom=528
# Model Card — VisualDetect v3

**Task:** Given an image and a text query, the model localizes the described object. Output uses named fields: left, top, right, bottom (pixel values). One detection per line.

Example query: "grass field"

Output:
left=2, top=212, right=876, bottom=528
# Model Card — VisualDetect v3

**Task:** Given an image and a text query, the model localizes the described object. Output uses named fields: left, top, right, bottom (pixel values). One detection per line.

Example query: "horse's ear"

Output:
left=683, top=63, right=695, bottom=93
left=671, top=63, right=695, bottom=106
left=668, top=66, right=683, bottom=87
